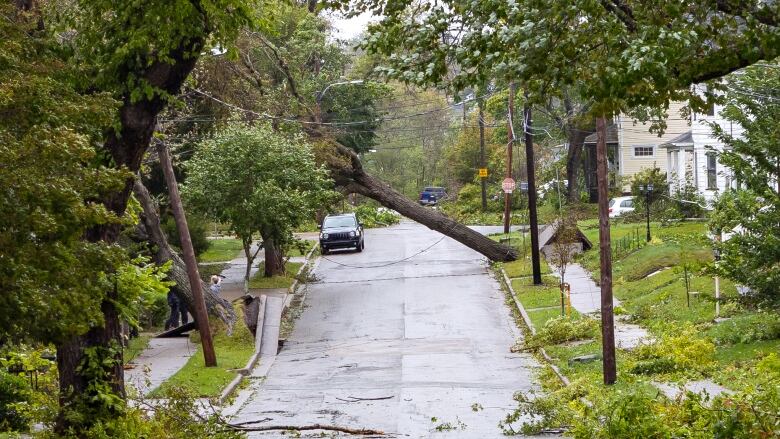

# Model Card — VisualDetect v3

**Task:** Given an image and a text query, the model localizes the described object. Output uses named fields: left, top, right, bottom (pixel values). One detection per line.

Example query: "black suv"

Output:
left=319, top=213, right=365, bottom=255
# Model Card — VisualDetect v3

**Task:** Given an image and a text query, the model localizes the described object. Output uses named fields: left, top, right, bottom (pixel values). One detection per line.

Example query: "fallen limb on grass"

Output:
left=226, top=423, right=386, bottom=435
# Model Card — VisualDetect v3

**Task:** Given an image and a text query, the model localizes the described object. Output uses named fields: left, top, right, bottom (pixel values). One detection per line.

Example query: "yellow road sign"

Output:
left=478, top=168, right=488, bottom=178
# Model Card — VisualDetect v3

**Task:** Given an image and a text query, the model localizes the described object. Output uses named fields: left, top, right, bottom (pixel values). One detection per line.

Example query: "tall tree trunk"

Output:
left=320, top=142, right=518, bottom=262
left=133, top=179, right=236, bottom=329
left=263, top=236, right=285, bottom=277
left=566, top=127, right=591, bottom=203
left=55, top=36, right=205, bottom=432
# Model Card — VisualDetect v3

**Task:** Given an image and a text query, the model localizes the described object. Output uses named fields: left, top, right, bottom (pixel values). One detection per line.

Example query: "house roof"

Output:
left=583, top=124, right=619, bottom=144
left=537, top=221, right=593, bottom=252
left=660, top=130, right=693, bottom=148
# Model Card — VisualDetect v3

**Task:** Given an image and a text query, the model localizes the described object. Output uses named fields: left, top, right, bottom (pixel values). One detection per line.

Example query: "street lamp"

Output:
left=638, top=183, right=654, bottom=242
left=315, top=80, right=365, bottom=123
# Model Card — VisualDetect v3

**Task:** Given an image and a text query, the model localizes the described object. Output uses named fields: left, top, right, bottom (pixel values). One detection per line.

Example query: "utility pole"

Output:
left=596, top=116, right=616, bottom=384
left=157, top=142, right=217, bottom=367
left=479, top=101, right=488, bottom=211
left=524, top=94, right=542, bottom=285
left=503, top=83, right=515, bottom=234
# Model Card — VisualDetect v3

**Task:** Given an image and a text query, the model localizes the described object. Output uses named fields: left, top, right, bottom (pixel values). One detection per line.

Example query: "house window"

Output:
left=633, top=146, right=654, bottom=157
left=706, top=152, right=717, bottom=190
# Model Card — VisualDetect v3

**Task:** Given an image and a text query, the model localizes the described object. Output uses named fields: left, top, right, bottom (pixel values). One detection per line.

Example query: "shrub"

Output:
left=0, top=369, right=30, bottom=432
left=707, top=312, right=780, bottom=345
left=527, top=316, right=599, bottom=347
left=503, top=381, right=780, bottom=438
left=632, top=325, right=715, bottom=375
left=163, top=214, right=211, bottom=257
left=353, top=204, right=400, bottom=228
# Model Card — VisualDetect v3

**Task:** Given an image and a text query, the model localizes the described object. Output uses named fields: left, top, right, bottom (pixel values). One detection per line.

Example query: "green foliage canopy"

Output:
left=184, top=124, right=336, bottom=251
left=710, top=63, right=780, bottom=302
left=338, top=0, right=780, bottom=116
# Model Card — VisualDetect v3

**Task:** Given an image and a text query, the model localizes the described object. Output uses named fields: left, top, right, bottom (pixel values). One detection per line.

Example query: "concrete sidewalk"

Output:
left=125, top=337, right=196, bottom=395
left=549, top=262, right=649, bottom=349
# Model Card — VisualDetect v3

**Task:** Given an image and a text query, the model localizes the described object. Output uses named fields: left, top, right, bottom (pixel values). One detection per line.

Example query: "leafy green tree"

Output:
left=9, top=0, right=257, bottom=431
left=344, top=0, right=779, bottom=117
left=710, top=63, right=780, bottom=303
left=0, top=5, right=177, bottom=432
left=184, top=124, right=335, bottom=284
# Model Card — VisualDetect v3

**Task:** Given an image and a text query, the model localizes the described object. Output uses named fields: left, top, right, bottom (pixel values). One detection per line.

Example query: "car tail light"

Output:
left=608, top=208, right=613, bottom=213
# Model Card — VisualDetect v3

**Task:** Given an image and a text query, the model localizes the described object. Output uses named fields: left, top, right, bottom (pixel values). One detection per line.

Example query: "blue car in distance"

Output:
left=419, top=187, right=447, bottom=206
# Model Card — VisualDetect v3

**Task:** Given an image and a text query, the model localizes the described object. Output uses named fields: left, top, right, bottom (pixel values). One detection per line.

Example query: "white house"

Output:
left=661, top=95, right=742, bottom=205
left=583, top=96, right=741, bottom=204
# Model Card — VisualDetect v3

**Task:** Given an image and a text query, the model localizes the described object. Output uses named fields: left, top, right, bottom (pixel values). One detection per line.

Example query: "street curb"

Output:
left=217, top=242, right=320, bottom=405
left=500, top=267, right=571, bottom=387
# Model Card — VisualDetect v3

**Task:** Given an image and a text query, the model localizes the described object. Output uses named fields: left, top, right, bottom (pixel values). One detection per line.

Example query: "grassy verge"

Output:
left=510, top=219, right=779, bottom=391
left=151, top=323, right=255, bottom=398
left=286, top=240, right=316, bottom=257
left=125, top=335, right=151, bottom=364
left=199, top=238, right=242, bottom=263
left=198, top=262, right=228, bottom=282
left=497, top=219, right=780, bottom=436
left=248, top=261, right=303, bottom=289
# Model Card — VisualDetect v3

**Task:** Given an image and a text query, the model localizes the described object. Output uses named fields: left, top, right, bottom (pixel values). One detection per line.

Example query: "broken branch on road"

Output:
left=225, top=423, right=387, bottom=435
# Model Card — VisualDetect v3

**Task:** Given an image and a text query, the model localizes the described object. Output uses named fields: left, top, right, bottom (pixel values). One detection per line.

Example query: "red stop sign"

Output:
left=502, top=178, right=516, bottom=193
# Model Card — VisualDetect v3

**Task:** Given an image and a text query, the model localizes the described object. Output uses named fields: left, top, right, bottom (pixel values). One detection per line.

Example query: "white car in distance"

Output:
left=609, top=196, right=635, bottom=218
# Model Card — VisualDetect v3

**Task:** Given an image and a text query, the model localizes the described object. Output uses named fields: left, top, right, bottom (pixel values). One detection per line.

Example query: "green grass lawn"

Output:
left=512, top=277, right=562, bottom=310
left=286, top=240, right=316, bottom=257
left=503, top=256, right=551, bottom=278
left=198, top=262, right=229, bottom=282
left=248, top=261, right=303, bottom=289
left=151, top=325, right=255, bottom=398
left=198, top=238, right=243, bottom=263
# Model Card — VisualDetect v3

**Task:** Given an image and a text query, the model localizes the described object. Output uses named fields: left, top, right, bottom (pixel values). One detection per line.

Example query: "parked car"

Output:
left=419, top=187, right=447, bottom=206
left=608, top=196, right=635, bottom=218
left=319, top=213, right=365, bottom=255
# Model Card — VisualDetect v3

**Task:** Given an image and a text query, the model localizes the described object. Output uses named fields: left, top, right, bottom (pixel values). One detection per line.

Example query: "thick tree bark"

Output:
left=263, top=236, right=285, bottom=277
left=55, top=35, right=206, bottom=431
left=133, top=179, right=237, bottom=329
left=565, top=127, right=591, bottom=203
left=320, top=142, right=518, bottom=262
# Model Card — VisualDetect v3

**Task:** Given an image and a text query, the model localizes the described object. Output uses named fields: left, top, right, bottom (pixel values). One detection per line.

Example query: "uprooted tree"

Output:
left=316, top=140, right=519, bottom=261
left=133, top=179, right=237, bottom=329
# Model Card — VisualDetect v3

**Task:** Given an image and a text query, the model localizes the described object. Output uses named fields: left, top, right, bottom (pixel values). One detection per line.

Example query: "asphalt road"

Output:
left=227, top=221, right=544, bottom=437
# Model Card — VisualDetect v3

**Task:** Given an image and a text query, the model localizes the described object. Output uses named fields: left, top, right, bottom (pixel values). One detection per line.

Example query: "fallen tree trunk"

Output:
left=133, top=178, right=237, bottom=331
left=318, top=141, right=518, bottom=262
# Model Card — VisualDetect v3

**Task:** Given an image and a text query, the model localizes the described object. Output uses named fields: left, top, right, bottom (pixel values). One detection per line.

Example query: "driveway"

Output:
left=226, top=221, right=544, bottom=437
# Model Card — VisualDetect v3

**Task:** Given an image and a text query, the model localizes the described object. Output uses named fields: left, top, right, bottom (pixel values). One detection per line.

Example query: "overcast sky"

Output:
left=327, top=10, right=377, bottom=41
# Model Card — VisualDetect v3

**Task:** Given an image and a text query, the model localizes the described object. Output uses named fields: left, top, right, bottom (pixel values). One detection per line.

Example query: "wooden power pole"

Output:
left=479, top=101, right=488, bottom=211
left=524, top=98, right=542, bottom=285
left=157, top=143, right=217, bottom=367
left=503, top=83, right=515, bottom=234
left=595, top=116, right=616, bottom=384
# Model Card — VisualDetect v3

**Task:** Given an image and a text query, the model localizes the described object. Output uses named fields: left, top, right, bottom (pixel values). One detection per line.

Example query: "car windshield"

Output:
left=609, top=199, right=616, bottom=207
left=425, top=187, right=444, bottom=193
left=323, top=216, right=356, bottom=229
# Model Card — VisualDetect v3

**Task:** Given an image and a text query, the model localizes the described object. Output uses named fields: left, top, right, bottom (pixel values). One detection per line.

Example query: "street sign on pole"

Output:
left=478, top=168, right=488, bottom=178
left=502, top=177, right=516, bottom=193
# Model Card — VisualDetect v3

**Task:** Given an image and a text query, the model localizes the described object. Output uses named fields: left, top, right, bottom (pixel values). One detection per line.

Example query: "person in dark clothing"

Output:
left=165, top=291, right=181, bottom=330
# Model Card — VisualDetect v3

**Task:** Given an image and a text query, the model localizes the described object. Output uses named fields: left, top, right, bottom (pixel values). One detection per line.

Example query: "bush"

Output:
left=139, top=292, right=169, bottom=330
left=527, top=316, right=599, bottom=347
left=353, top=204, right=400, bottom=228
left=162, top=214, right=211, bottom=257
left=0, top=369, right=30, bottom=432
left=503, top=380, right=780, bottom=438
left=707, top=312, right=780, bottom=345
left=43, top=386, right=243, bottom=439
left=632, top=325, right=715, bottom=375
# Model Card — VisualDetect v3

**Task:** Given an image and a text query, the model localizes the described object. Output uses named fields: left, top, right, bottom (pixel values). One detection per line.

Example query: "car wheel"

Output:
left=361, top=240, right=365, bottom=250
left=356, top=241, right=363, bottom=253
left=321, top=247, right=329, bottom=255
